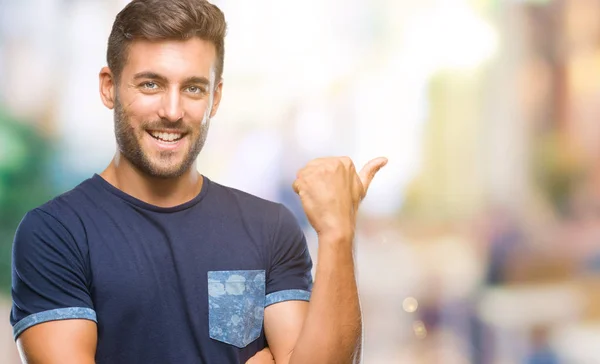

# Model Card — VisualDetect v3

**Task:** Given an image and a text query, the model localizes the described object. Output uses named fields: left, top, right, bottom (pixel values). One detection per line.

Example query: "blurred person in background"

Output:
left=8, top=0, right=387, bottom=363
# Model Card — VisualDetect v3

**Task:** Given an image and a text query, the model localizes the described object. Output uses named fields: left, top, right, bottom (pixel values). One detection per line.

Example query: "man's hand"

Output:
left=292, top=156, right=388, bottom=238
left=263, top=156, right=386, bottom=364
left=246, top=347, right=275, bottom=364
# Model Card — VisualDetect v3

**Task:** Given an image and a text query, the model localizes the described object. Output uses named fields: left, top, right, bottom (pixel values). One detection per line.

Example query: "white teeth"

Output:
left=150, top=131, right=182, bottom=142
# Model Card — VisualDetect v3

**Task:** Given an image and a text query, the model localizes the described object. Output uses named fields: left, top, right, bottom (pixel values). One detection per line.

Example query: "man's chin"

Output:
left=129, top=144, right=200, bottom=179
left=133, top=156, right=190, bottom=179
left=146, top=164, right=190, bottom=179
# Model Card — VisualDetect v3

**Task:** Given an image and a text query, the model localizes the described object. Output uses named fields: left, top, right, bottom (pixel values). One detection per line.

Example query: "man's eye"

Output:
left=141, top=82, right=158, bottom=89
left=187, top=86, right=205, bottom=94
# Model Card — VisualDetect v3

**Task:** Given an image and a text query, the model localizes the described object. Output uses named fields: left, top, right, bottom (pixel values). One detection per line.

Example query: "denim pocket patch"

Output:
left=208, top=270, right=265, bottom=348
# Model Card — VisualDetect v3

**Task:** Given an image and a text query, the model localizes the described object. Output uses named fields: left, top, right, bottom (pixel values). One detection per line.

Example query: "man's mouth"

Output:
left=148, top=130, right=185, bottom=143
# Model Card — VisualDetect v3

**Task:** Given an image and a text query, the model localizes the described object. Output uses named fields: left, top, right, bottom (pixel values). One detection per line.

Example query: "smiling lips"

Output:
left=148, top=130, right=185, bottom=143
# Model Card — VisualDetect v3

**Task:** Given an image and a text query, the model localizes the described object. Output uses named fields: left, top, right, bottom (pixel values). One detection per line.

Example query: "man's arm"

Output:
left=17, top=320, right=97, bottom=364
left=264, top=236, right=360, bottom=364
left=11, top=209, right=98, bottom=364
left=265, top=156, right=387, bottom=364
left=263, top=301, right=308, bottom=362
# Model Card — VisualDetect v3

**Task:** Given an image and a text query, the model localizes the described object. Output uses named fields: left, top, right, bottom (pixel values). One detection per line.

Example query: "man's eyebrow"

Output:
left=182, top=76, right=210, bottom=86
left=132, top=71, right=168, bottom=82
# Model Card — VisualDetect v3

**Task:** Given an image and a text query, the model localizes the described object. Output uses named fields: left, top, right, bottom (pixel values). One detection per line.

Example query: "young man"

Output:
left=10, top=0, right=387, bottom=363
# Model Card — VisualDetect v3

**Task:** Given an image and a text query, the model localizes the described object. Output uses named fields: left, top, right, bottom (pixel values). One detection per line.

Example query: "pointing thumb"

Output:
left=358, top=157, right=388, bottom=197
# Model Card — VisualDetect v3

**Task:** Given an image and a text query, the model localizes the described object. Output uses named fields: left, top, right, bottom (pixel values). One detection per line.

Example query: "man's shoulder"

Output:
left=14, top=177, right=102, bottom=255
left=207, top=180, right=304, bottom=248
left=208, top=179, right=283, bottom=214
left=206, top=179, right=303, bottom=235
left=25, top=176, right=101, bottom=230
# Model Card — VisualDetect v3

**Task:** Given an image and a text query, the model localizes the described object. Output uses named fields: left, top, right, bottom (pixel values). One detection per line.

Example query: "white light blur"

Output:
left=403, top=0, right=499, bottom=74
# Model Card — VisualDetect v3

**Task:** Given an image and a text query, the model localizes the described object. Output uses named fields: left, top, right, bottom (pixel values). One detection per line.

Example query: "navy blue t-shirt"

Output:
left=10, top=174, right=313, bottom=363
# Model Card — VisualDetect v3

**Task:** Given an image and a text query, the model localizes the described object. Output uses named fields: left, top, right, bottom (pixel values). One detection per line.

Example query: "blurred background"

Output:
left=2, top=0, right=600, bottom=362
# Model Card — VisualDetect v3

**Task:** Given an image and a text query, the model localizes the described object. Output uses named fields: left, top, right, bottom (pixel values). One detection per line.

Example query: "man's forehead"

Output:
left=123, top=38, right=217, bottom=80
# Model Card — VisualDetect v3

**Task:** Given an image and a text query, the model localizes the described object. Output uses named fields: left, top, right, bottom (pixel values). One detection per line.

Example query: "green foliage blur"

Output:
left=0, top=108, right=56, bottom=297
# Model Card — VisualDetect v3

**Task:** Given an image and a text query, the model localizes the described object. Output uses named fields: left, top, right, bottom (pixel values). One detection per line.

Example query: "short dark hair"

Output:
left=107, top=0, right=227, bottom=83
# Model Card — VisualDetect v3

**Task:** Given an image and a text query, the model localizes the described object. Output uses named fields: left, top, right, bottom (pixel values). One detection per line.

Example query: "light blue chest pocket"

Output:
left=208, top=270, right=266, bottom=348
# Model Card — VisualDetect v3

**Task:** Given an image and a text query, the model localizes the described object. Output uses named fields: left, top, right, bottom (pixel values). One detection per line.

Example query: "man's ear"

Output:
left=209, top=80, right=223, bottom=118
left=99, top=67, right=116, bottom=109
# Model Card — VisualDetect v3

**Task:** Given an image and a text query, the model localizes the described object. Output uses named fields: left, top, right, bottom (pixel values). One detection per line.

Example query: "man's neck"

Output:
left=99, top=152, right=203, bottom=208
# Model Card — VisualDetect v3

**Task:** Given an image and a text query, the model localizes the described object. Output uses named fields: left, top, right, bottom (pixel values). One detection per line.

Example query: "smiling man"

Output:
left=9, top=1, right=387, bottom=363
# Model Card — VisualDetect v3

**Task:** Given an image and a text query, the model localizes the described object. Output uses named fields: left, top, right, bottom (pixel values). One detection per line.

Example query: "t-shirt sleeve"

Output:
left=10, top=209, right=96, bottom=340
left=265, top=204, right=313, bottom=307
